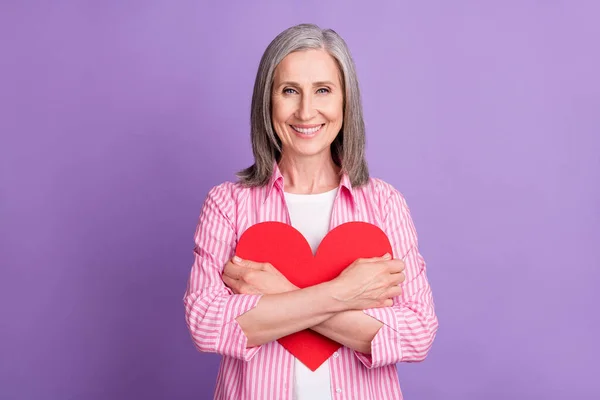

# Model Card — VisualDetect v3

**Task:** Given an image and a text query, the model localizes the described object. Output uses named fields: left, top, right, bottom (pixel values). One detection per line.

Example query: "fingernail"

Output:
left=383, top=253, right=392, bottom=260
left=233, top=256, right=243, bottom=263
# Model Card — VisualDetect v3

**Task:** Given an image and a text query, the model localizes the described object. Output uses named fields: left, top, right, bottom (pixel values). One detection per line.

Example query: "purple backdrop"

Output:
left=1, top=1, right=599, bottom=399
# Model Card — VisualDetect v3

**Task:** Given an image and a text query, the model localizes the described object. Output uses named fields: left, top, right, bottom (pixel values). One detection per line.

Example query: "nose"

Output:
left=295, top=93, right=316, bottom=121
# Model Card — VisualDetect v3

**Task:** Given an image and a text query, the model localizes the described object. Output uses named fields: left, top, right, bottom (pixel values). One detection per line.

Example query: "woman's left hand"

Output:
left=222, top=257, right=298, bottom=295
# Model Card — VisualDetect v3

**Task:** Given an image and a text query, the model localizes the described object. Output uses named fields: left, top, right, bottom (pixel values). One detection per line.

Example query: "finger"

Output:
left=360, top=253, right=392, bottom=264
left=232, top=256, right=248, bottom=266
left=233, top=256, right=264, bottom=270
left=387, top=259, right=405, bottom=274
left=222, top=275, right=241, bottom=293
left=381, top=298, right=394, bottom=307
left=261, top=262, right=275, bottom=272
left=222, top=274, right=235, bottom=287
left=385, top=285, right=403, bottom=299
left=222, top=261, right=234, bottom=277
left=398, top=272, right=406, bottom=284
left=224, top=263, right=247, bottom=280
left=390, top=271, right=405, bottom=286
left=224, top=274, right=258, bottom=295
left=261, top=263, right=286, bottom=279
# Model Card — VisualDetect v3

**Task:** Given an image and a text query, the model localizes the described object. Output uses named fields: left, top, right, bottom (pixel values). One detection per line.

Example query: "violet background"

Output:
left=1, top=1, right=599, bottom=399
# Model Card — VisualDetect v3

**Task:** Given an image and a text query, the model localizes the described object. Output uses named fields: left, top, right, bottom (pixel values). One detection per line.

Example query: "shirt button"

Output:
left=336, top=388, right=342, bottom=393
left=333, top=352, right=339, bottom=358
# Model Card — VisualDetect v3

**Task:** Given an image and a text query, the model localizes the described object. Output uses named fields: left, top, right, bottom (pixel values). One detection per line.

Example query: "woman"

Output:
left=184, top=24, right=438, bottom=400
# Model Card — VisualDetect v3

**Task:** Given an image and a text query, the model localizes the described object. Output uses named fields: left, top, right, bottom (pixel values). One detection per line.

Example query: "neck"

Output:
left=278, top=152, right=340, bottom=194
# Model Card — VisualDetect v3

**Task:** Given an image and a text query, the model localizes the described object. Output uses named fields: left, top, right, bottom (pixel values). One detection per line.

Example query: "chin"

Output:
left=290, top=145, right=332, bottom=158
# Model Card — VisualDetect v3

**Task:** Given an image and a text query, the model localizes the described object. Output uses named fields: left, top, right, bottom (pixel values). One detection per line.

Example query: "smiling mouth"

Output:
left=290, top=124, right=325, bottom=135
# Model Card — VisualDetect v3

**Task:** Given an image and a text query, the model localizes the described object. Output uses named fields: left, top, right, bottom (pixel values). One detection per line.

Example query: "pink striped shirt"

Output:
left=183, top=165, right=438, bottom=399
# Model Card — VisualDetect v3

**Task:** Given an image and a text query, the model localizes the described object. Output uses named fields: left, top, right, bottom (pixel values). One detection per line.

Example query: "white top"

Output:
left=284, top=187, right=339, bottom=400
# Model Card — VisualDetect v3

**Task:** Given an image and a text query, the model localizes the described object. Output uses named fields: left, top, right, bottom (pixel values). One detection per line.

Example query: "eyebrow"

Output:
left=277, top=80, right=338, bottom=88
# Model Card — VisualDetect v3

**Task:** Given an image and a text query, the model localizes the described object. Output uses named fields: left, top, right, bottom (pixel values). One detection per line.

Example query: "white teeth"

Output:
left=292, top=125, right=322, bottom=134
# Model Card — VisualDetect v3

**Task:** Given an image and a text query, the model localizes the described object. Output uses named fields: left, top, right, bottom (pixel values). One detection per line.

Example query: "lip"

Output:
left=291, top=124, right=323, bottom=129
left=289, top=123, right=325, bottom=138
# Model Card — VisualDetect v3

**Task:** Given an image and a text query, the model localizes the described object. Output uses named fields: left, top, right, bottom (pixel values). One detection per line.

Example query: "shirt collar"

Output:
left=264, top=162, right=284, bottom=201
left=263, top=161, right=357, bottom=208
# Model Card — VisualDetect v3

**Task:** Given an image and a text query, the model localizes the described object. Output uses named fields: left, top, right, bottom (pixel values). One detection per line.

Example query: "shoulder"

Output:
left=205, top=180, right=253, bottom=202
left=206, top=181, right=238, bottom=199
left=203, top=180, right=258, bottom=212
left=357, top=177, right=408, bottom=207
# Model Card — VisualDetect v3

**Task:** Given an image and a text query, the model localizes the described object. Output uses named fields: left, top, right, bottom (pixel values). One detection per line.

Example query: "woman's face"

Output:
left=271, top=49, right=344, bottom=161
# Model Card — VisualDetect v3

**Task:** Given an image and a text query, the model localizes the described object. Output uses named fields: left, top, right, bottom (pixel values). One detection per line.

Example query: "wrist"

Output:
left=314, top=280, right=351, bottom=313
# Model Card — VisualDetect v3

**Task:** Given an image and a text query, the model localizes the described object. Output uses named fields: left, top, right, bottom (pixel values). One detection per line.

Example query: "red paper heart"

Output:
left=235, top=221, right=392, bottom=371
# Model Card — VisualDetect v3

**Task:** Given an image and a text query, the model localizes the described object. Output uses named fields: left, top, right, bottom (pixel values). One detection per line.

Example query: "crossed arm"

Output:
left=183, top=185, right=438, bottom=367
left=222, top=254, right=402, bottom=354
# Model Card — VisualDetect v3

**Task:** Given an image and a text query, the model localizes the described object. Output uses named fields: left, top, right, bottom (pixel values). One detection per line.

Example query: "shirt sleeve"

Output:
left=354, top=186, right=439, bottom=368
left=183, top=184, right=263, bottom=361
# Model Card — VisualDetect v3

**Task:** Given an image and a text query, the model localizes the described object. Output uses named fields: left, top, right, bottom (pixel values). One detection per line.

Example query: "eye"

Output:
left=283, top=88, right=298, bottom=94
left=316, top=87, right=330, bottom=94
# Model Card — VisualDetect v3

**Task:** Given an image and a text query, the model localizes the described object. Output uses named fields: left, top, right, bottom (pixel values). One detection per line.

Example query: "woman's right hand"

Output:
left=330, top=254, right=406, bottom=310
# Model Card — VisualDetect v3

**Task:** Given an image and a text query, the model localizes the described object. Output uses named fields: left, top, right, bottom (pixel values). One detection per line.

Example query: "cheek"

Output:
left=322, top=102, right=344, bottom=125
left=271, top=98, right=294, bottom=124
left=270, top=100, right=292, bottom=142
left=317, top=93, right=343, bottom=119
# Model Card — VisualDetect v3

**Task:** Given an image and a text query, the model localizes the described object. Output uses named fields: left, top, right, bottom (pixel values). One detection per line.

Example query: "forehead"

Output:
left=273, top=49, right=341, bottom=83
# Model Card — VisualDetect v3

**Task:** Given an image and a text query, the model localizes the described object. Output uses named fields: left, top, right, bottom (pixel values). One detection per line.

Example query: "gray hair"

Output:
left=237, top=23, right=369, bottom=187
